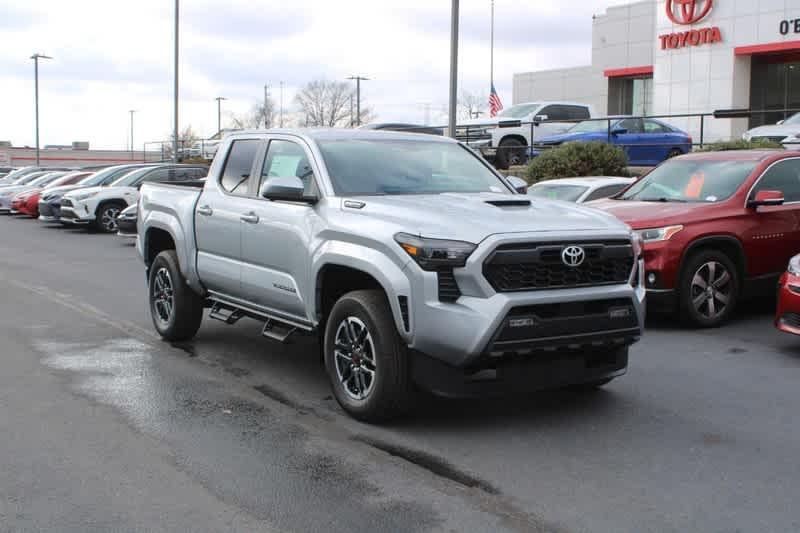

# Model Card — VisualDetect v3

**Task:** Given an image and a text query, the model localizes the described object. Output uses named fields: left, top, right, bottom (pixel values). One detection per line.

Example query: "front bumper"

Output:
left=404, top=231, right=646, bottom=370
left=59, top=202, right=94, bottom=225
left=776, top=272, right=800, bottom=335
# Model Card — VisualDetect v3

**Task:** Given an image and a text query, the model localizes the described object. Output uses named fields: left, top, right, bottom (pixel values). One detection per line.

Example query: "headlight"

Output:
left=636, top=225, right=684, bottom=243
left=73, top=192, right=97, bottom=201
left=789, top=256, right=800, bottom=276
left=480, top=127, right=496, bottom=135
left=394, top=233, right=477, bottom=271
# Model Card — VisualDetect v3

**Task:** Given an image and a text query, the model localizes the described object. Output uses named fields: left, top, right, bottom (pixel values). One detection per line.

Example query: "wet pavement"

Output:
left=1, top=216, right=800, bottom=532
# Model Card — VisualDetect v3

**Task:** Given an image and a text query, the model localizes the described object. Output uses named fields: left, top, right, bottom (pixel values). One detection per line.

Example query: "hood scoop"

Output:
left=484, top=199, right=531, bottom=207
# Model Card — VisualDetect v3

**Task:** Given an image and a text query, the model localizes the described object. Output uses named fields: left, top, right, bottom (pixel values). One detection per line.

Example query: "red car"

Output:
left=776, top=255, right=800, bottom=335
left=14, top=171, right=90, bottom=217
left=593, top=150, right=800, bottom=327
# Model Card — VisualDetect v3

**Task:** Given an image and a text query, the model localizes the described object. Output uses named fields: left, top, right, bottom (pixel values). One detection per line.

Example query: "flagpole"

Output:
left=490, top=0, right=494, bottom=90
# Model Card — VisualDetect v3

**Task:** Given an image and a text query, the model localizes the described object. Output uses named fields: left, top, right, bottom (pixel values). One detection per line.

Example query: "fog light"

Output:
left=647, top=273, right=657, bottom=286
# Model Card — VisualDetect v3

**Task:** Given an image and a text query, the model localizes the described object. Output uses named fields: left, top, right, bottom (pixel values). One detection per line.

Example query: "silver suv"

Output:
left=138, top=129, right=645, bottom=421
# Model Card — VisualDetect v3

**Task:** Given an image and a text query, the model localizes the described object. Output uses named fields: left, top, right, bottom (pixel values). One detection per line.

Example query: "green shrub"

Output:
left=697, top=138, right=783, bottom=152
left=524, top=142, right=629, bottom=184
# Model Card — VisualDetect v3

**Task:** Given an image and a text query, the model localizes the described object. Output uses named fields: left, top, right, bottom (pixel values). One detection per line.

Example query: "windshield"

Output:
left=784, top=113, right=800, bottom=125
left=569, top=120, right=619, bottom=133
left=620, top=160, right=758, bottom=203
left=528, top=184, right=589, bottom=202
left=318, top=139, right=511, bottom=196
left=29, top=172, right=67, bottom=187
left=498, top=103, right=540, bottom=119
left=79, top=166, right=144, bottom=186
left=111, top=167, right=152, bottom=187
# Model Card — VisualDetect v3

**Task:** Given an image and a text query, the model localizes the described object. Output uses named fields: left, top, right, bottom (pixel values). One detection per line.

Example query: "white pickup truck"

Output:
left=137, top=129, right=645, bottom=421
left=455, top=101, right=596, bottom=169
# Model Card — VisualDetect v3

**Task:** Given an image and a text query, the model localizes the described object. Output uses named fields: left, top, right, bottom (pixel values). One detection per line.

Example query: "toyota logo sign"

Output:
left=561, top=246, right=586, bottom=268
left=666, top=0, right=713, bottom=25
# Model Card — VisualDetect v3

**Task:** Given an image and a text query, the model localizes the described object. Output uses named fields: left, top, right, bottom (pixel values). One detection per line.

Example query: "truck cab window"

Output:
left=260, top=140, right=317, bottom=195
left=220, top=140, right=260, bottom=195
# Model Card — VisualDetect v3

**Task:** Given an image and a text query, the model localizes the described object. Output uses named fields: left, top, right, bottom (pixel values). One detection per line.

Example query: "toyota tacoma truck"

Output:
left=137, top=129, right=645, bottom=421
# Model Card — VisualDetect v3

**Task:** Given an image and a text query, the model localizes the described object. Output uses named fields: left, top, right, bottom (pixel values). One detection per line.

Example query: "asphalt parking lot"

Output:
left=2, top=215, right=800, bottom=532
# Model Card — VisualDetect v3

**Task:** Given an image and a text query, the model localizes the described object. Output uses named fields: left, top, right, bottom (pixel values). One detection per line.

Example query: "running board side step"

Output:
left=209, top=302, right=245, bottom=324
left=262, top=319, right=297, bottom=343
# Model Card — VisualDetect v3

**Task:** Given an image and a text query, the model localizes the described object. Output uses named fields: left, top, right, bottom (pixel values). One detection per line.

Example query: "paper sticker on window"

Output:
left=705, top=195, right=718, bottom=202
left=684, top=172, right=705, bottom=199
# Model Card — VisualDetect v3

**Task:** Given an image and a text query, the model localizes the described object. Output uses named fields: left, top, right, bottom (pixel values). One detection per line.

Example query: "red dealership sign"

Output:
left=660, top=0, right=722, bottom=50
left=666, top=0, right=714, bottom=25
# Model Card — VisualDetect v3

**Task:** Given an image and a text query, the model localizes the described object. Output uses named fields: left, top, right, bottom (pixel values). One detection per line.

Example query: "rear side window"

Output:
left=644, top=120, right=670, bottom=134
left=566, top=106, right=590, bottom=120
left=139, top=168, right=174, bottom=184
left=220, top=140, right=260, bottom=195
left=540, top=105, right=569, bottom=121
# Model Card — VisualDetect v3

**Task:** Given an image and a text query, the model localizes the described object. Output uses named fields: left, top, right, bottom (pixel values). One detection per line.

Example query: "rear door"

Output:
left=743, top=158, right=800, bottom=277
left=195, top=139, right=263, bottom=299
left=239, top=136, right=320, bottom=321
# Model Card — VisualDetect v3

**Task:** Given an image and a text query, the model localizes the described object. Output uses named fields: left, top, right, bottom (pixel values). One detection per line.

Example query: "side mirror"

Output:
left=260, top=176, right=315, bottom=204
left=777, top=120, right=785, bottom=125
left=506, top=176, right=528, bottom=194
left=748, top=189, right=785, bottom=208
left=533, top=114, right=548, bottom=125
left=611, top=128, right=628, bottom=135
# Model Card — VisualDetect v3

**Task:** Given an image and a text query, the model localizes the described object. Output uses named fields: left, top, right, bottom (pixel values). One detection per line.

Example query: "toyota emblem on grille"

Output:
left=562, top=246, right=586, bottom=267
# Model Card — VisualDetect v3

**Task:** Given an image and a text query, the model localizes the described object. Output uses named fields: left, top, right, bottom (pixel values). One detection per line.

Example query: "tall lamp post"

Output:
left=129, top=109, right=136, bottom=160
left=30, top=53, right=52, bottom=166
left=347, top=76, right=370, bottom=126
left=448, top=0, right=459, bottom=138
left=215, top=96, right=227, bottom=134
left=173, top=0, right=179, bottom=163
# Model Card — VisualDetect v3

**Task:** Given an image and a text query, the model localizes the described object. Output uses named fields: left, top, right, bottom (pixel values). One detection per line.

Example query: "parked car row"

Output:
left=0, top=163, right=207, bottom=233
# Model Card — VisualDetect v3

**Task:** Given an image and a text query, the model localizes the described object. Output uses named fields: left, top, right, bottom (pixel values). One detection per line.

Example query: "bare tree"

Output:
left=295, top=80, right=373, bottom=128
left=458, top=90, right=488, bottom=121
left=228, top=98, right=277, bottom=130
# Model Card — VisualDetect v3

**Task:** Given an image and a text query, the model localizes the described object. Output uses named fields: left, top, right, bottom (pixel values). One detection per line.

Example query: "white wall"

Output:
left=512, top=66, right=601, bottom=109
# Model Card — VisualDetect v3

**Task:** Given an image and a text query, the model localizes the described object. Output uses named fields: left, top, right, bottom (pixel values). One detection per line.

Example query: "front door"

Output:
left=239, top=137, right=320, bottom=321
left=195, top=138, right=263, bottom=299
left=742, top=158, right=800, bottom=277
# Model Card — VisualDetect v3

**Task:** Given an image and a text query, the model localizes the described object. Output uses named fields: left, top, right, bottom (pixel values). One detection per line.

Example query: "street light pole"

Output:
left=129, top=109, right=136, bottom=160
left=448, top=0, right=459, bottom=138
left=30, top=53, right=52, bottom=166
left=263, top=85, right=270, bottom=128
left=279, top=81, right=284, bottom=128
left=173, top=0, right=179, bottom=163
left=215, top=96, right=227, bottom=134
left=347, top=76, right=370, bottom=126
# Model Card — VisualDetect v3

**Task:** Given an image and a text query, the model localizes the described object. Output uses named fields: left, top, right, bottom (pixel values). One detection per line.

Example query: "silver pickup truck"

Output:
left=138, top=129, right=645, bottom=421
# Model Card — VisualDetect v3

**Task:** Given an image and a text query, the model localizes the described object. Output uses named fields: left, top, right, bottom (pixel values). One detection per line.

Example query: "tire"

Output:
left=569, top=378, right=613, bottom=391
left=94, top=201, right=126, bottom=233
left=323, top=289, right=413, bottom=422
left=667, top=148, right=683, bottom=159
left=678, top=249, right=739, bottom=328
left=148, top=250, right=204, bottom=341
left=495, top=138, right=527, bottom=170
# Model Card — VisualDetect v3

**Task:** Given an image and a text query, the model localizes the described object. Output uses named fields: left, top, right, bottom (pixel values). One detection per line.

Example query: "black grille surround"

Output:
left=751, top=135, right=788, bottom=144
left=60, top=198, right=73, bottom=208
left=483, top=240, right=634, bottom=292
left=779, top=312, right=800, bottom=330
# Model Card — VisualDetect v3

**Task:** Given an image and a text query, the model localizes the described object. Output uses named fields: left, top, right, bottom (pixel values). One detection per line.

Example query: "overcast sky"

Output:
left=0, top=0, right=632, bottom=150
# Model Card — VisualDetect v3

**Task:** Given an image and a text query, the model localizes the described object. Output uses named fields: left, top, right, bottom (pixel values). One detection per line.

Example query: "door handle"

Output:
left=240, top=212, right=259, bottom=224
left=197, top=205, right=213, bottom=216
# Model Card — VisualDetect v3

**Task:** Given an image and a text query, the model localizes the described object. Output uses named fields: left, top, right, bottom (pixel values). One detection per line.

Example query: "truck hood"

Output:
left=458, top=117, right=502, bottom=127
left=343, top=193, right=628, bottom=242
left=590, top=198, right=712, bottom=229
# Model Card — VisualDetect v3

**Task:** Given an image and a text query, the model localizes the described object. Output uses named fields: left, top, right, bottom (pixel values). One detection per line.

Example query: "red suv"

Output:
left=593, top=150, right=800, bottom=327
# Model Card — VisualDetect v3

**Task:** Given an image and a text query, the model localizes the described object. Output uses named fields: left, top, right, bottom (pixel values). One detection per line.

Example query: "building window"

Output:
left=608, top=77, right=652, bottom=116
left=749, top=57, right=800, bottom=129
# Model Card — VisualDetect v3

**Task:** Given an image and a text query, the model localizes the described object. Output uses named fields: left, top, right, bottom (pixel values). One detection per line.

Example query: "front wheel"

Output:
left=679, top=250, right=739, bottom=328
left=149, top=250, right=204, bottom=341
left=94, top=201, right=125, bottom=233
left=495, top=138, right=527, bottom=170
left=323, top=290, right=413, bottom=422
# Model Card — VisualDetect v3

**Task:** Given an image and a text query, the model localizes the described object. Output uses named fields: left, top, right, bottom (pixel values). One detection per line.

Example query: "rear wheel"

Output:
left=667, top=148, right=683, bottom=159
left=149, top=250, right=204, bottom=341
left=679, top=249, right=739, bottom=328
left=495, top=138, right=527, bottom=170
left=94, top=201, right=126, bottom=233
left=324, top=290, right=412, bottom=422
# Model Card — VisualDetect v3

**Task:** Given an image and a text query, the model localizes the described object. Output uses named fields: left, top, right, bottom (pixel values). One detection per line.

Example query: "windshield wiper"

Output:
left=637, top=197, right=688, bottom=203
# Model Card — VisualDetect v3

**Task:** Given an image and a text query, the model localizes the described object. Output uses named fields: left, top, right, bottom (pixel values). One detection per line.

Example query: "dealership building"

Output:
left=513, top=0, right=800, bottom=142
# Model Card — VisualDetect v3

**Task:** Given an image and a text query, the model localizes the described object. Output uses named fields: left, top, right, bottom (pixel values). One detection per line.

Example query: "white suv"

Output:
left=455, top=101, right=596, bottom=169
left=60, top=165, right=207, bottom=232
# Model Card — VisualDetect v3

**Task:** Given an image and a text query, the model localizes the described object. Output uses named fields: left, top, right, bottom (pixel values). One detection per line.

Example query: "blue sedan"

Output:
left=531, top=117, right=692, bottom=166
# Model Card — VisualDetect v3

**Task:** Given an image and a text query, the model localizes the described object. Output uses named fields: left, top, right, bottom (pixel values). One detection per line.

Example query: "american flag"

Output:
left=489, top=84, right=503, bottom=117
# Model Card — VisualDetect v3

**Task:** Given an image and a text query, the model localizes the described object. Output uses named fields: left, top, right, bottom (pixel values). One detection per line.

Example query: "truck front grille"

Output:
left=483, top=240, right=634, bottom=292
left=61, top=198, right=73, bottom=207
